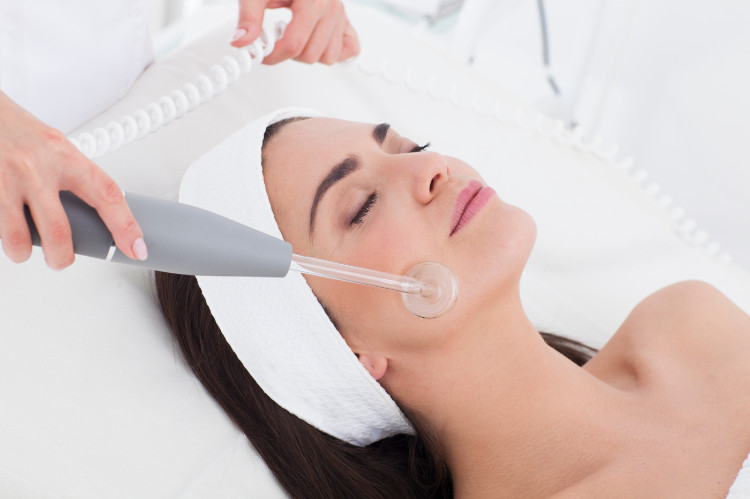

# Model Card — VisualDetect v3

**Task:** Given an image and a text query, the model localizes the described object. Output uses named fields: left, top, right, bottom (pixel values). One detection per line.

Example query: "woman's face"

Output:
left=262, top=118, right=536, bottom=358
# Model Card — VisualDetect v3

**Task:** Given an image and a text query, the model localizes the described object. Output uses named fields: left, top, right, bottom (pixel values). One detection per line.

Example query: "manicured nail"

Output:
left=231, top=28, right=247, bottom=42
left=132, top=237, right=148, bottom=261
left=44, top=257, right=63, bottom=272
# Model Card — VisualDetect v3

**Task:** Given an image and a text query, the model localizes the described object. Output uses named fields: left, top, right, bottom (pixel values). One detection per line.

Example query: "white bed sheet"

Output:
left=1, top=4, right=748, bottom=496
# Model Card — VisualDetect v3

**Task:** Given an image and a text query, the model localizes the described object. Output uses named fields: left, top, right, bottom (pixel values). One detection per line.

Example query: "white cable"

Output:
left=70, top=16, right=736, bottom=268
left=68, top=20, right=288, bottom=160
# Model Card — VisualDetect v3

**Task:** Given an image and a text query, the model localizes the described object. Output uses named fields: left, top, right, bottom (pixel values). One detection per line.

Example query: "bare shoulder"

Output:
left=628, top=280, right=749, bottom=332
left=619, top=280, right=750, bottom=364
left=581, top=282, right=750, bottom=497
left=587, top=281, right=750, bottom=383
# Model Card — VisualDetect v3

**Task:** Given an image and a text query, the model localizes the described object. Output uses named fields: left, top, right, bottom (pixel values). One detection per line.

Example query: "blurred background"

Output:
left=145, top=0, right=750, bottom=269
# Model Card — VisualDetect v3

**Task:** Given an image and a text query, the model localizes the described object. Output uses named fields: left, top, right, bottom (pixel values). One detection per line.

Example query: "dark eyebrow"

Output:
left=373, top=123, right=390, bottom=145
left=309, top=154, right=361, bottom=238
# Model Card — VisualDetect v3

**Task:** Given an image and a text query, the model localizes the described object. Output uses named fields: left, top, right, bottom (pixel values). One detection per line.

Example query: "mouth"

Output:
left=450, top=180, right=496, bottom=237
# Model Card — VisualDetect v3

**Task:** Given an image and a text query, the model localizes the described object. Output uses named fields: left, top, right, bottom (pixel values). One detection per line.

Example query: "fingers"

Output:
left=1, top=92, right=144, bottom=269
left=0, top=108, right=145, bottom=269
left=292, top=4, right=340, bottom=64
left=64, top=159, right=146, bottom=262
left=0, top=198, right=32, bottom=263
left=319, top=6, right=346, bottom=65
left=341, top=19, right=360, bottom=61
left=261, top=0, right=358, bottom=65
left=233, top=0, right=360, bottom=65
left=232, top=0, right=264, bottom=47
left=261, top=0, right=320, bottom=65
left=231, top=0, right=276, bottom=47
left=25, top=192, right=75, bottom=270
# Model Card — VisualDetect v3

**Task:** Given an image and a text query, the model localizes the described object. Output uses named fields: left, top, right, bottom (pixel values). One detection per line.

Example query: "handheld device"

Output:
left=24, top=192, right=458, bottom=318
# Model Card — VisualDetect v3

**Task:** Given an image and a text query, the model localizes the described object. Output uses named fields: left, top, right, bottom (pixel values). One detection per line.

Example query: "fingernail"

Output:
left=132, top=237, right=148, bottom=261
left=44, top=257, right=62, bottom=272
left=231, top=28, right=247, bottom=42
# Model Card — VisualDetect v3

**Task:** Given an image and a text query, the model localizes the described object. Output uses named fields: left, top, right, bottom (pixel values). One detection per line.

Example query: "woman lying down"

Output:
left=156, top=108, right=750, bottom=498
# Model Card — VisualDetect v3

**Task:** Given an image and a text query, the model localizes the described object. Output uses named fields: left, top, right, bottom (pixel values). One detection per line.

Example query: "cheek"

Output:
left=341, top=209, right=433, bottom=274
left=303, top=198, right=536, bottom=354
left=306, top=218, right=443, bottom=352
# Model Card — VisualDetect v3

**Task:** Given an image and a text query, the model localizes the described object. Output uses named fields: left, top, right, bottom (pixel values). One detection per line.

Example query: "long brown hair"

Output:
left=155, top=118, right=596, bottom=497
left=155, top=271, right=453, bottom=498
left=155, top=272, right=595, bottom=498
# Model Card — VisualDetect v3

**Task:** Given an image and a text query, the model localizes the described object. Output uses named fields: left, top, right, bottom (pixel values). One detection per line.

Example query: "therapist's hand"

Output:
left=0, top=91, right=146, bottom=269
left=231, top=0, right=360, bottom=65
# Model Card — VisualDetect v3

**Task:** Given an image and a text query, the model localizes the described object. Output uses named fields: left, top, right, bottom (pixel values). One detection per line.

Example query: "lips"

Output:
left=450, top=180, right=495, bottom=236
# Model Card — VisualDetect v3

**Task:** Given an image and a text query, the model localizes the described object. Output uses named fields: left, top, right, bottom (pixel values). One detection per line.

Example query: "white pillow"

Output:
left=1, top=3, right=747, bottom=496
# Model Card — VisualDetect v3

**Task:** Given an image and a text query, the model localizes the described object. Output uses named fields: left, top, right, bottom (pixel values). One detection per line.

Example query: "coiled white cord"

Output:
left=514, top=108, right=729, bottom=263
left=68, top=21, right=286, bottom=159
left=70, top=22, right=734, bottom=266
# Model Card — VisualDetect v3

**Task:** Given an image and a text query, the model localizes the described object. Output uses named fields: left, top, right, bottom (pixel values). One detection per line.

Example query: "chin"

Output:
left=453, top=202, right=535, bottom=312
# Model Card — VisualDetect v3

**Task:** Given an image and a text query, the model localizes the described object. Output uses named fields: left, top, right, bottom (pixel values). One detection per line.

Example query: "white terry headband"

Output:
left=179, top=108, right=414, bottom=446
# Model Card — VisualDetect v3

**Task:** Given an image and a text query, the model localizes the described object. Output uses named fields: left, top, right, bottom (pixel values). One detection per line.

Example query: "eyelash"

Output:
left=349, top=142, right=430, bottom=226
left=351, top=193, right=378, bottom=226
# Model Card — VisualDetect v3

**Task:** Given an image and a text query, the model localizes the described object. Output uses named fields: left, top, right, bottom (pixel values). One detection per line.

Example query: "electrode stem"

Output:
left=290, top=254, right=427, bottom=295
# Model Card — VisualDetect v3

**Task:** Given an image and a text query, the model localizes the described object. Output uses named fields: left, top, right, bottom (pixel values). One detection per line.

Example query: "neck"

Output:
left=386, top=291, right=637, bottom=497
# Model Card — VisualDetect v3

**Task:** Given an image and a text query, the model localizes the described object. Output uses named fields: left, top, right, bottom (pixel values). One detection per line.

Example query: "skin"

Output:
left=0, top=0, right=358, bottom=269
left=262, top=118, right=750, bottom=498
left=232, top=0, right=359, bottom=65
left=0, top=91, right=145, bottom=267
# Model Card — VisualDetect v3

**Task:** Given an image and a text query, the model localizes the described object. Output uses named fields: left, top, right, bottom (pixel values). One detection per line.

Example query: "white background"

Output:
left=146, top=0, right=750, bottom=269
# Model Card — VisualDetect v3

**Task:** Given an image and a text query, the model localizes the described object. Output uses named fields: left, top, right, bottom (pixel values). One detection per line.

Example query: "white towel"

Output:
left=727, top=453, right=750, bottom=498
left=179, top=108, right=414, bottom=446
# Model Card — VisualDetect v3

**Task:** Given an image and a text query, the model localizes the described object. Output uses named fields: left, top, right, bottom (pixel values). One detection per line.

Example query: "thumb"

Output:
left=232, top=0, right=266, bottom=47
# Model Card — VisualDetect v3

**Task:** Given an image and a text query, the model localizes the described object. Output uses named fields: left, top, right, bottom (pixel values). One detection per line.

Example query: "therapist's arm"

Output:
left=231, top=0, right=360, bottom=65
left=0, top=90, right=147, bottom=269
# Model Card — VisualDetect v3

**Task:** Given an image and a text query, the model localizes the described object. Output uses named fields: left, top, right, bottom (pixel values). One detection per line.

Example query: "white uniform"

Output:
left=0, top=0, right=153, bottom=133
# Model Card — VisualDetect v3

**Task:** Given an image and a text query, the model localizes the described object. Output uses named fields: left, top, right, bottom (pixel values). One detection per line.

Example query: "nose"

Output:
left=398, top=151, right=449, bottom=204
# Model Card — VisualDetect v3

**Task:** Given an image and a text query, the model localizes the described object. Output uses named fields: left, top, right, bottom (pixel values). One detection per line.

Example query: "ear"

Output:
left=356, top=354, right=389, bottom=381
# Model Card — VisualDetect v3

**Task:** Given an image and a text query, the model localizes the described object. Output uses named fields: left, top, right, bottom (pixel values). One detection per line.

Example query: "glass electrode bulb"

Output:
left=401, top=261, right=459, bottom=318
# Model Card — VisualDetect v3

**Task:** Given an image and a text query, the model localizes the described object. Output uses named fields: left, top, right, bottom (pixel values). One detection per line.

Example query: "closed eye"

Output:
left=350, top=193, right=378, bottom=226
left=348, top=142, right=428, bottom=227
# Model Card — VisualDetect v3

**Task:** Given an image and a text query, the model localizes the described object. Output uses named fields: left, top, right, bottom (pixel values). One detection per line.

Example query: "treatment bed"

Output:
left=1, top=3, right=748, bottom=496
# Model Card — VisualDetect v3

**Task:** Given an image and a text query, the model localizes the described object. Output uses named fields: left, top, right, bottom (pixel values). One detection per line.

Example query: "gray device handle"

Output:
left=24, top=191, right=292, bottom=277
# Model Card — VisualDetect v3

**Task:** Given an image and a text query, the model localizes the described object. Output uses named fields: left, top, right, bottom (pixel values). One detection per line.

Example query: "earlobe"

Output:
left=357, top=354, right=388, bottom=381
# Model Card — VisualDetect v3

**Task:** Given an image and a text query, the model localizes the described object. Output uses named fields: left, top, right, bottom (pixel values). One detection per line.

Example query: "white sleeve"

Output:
left=0, top=0, right=153, bottom=133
